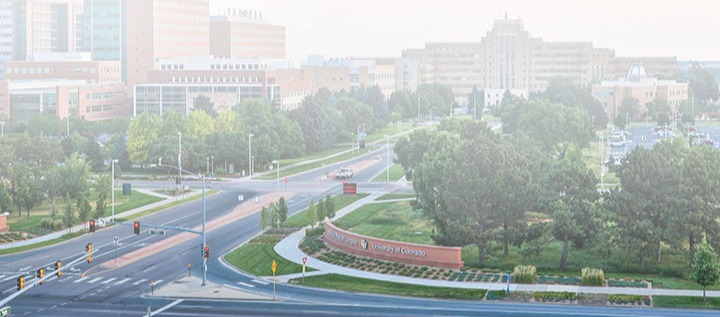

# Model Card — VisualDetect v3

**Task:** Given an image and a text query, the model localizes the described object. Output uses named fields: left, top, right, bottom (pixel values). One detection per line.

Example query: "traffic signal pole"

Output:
left=0, top=248, right=96, bottom=307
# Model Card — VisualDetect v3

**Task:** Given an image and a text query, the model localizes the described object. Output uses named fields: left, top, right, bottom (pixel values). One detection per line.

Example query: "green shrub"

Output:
left=609, top=294, right=650, bottom=305
left=305, top=224, right=325, bottom=237
left=486, top=290, right=507, bottom=300
left=532, top=291, right=577, bottom=302
left=581, top=267, right=605, bottom=286
left=511, top=265, right=537, bottom=284
left=52, top=220, right=64, bottom=231
left=607, top=279, right=648, bottom=288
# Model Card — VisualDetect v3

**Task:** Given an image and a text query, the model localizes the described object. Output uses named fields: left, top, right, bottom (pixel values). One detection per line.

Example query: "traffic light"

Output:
left=204, top=245, right=209, bottom=260
left=86, top=243, right=93, bottom=263
left=55, top=260, right=62, bottom=277
left=17, top=276, right=24, bottom=291
left=89, top=219, right=96, bottom=233
left=133, top=221, right=140, bottom=234
left=37, top=268, right=44, bottom=285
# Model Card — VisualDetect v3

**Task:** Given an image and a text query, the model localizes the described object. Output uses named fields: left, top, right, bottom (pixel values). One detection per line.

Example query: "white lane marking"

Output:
left=88, top=277, right=103, bottom=284
left=0, top=275, right=15, bottom=282
left=74, top=277, right=89, bottom=283
left=153, top=279, right=164, bottom=286
left=132, top=278, right=147, bottom=286
left=150, top=299, right=183, bottom=316
left=251, top=279, right=269, bottom=285
left=2, top=287, right=14, bottom=294
left=101, top=277, right=117, bottom=284
left=235, top=281, right=254, bottom=288
left=19, top=266, right=31, bottom=271
left=114, top=278, right=131, bottom=285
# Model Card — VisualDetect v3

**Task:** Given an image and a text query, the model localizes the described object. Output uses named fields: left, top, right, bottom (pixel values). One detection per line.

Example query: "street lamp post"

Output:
left=111, top=159, right=118, bottom=221
left=248, top=133, right=254, bottom=177
left=272, top=160, right=280, bottom=193
left=206, top=157, right=210, bottom=176
left=385, top=135, right=390, bottom=183
left=0, top=121, right=4, bottom=135
left=625, top=113, right=629, bottom=129
left=417, top=96, right=420, bottom=122
left=356, top=124, right=364, bottom=149
left=211, top=156, right=214, bottom=176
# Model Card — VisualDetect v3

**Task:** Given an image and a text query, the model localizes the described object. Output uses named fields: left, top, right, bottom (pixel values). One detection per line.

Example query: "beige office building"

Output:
left=403, top=17, right=679, bottom=105
left=210, top=9, right=286, bottom=59
left=11, top=0, right=84, bottom=60
left=125, top=0, right=210, bottom=97
left=592, top=64, right=688, bottom=121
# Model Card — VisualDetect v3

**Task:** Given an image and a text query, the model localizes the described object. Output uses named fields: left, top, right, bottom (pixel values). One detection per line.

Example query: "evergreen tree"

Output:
left=325, top=194, right=336, bottom=218
left=307, top=199, right=317, bottom=228
left=260, top=206, right=269, bottom=232
left=691, top=235, right=720, bottom=304
left=317, top=198, right=326, bottom=222
left=277, top=197, right=288, bottom=224
left=84, top=137, right=104, bottom=172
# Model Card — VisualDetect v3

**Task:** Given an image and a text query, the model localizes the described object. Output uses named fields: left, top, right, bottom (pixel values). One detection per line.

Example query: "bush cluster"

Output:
left=486, top=290, right=507, bottom=300
left=532, top=291, right=577, bottom=302
left=581, top=267, right=605, bottom=286
left=608, top=294, right=650, bottom=305
left=606, top=279, right=648, bottom=288
left=511, top=265, right=537, bottom=284
left=40, top=218, right=64, bottom=231
left=537, top=275, right=581, bottom=285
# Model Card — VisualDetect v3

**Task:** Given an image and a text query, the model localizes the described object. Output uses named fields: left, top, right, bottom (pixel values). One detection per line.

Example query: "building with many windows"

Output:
left=403, top=16, right=679, bottom=105
left=134, top=57, right=314, bottom=115
left=11, top=0, right=85, bottom=60
left=125, top=0, right=210, bottom=97
left=4, top=53, right=121, bottom=83
left=0, top=0, right=12, bottom=81
left=81, top=0, right=125, bottom=79
left=210, top=9, right=285, bottom=60
left=592, top=64, right=688, bottom=121
left=0, top=80, right=126, bottom=121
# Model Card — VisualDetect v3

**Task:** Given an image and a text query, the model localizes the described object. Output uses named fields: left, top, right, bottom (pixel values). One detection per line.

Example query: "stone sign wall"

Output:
left=323, top=220, right=463, bottom=269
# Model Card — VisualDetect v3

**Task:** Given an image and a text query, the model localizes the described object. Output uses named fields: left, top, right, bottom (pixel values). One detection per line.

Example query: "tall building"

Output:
left=0, top=0, right=12, bottom=80
left=81, top=0, right=125, bottom=79
left=403, top=16, right=680, bottom=105
left=11, top=0, right=85, bottom=60
left=210, top=9, right=286, bottom=59
left=125, top=0, right=210, bottom=97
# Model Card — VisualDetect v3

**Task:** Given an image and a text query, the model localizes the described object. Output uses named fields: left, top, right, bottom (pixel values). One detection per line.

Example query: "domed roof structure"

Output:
left=625, top=63, right=648, bottom=82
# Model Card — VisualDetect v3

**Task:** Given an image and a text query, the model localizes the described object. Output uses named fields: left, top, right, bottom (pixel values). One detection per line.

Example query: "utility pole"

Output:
left=248, top=133, right=254, bottom=177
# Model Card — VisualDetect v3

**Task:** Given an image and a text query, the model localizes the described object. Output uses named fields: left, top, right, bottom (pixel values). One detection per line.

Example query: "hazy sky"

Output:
left=212, top=0, right=719, bottom=62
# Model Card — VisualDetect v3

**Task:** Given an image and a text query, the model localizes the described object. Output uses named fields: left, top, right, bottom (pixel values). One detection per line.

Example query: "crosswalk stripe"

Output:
left=101, top=277, right=117, bottom=284
left=236, top=282, right=254, bottom=288
left=0, top=275, right=13, bottom=283
left=251, top=279, right=269, bottom=285
left=74, top=277, right=89, bottom=283
left=114, top=278, right=131, bottom=285
left=133, top=279, right=147, bottom=286
left=154, top=279, right=164, bottom=286
left=88, top=277, right=102, bottom=284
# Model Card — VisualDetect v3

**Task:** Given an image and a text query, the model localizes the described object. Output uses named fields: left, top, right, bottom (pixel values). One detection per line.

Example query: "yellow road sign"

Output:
left=271, top=260, right=277, bottom=273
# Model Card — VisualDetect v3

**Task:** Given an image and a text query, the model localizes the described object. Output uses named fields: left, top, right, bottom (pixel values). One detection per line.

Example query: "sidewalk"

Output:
left=151, top=276, right=271, bottom=300
left=0, top=188, right=188, bottom=250
left=274, top=192, right=720, bottom=298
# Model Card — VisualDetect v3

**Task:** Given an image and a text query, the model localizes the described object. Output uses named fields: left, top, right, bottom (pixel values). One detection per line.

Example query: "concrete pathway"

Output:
left=273, top=193, right=720, bottom=298
left=151, top=276, right=271, bottom=300
left=0, top=189, right=196, bottom=250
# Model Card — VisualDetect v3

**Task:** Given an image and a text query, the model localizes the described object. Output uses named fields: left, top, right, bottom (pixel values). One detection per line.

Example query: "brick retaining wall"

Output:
left=323, top=220, right=463, bottom=269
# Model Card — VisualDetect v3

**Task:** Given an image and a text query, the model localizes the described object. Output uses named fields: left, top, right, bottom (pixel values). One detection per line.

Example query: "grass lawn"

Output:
left=654, top=296, right=720, bottom=309
left=375, top=193, right=416, bottom=201
left=334, top=201, right=435, bottom=245
left=7, top=190, right=163, bottom=235
left=254, top=148, right=375, bottom=180
left=114, top=191, right=216, bottom=222
left=280, top=146, right=353, bottom=166
left=224, top=242, right=309, bottom=276
left=290, top=274, right=487, bottom=300
left=365, top=122, right=415, bottom=143
left=281, top=194, right=369, bottom=227
left=371, top=164, right=405, bottom=182
left=0, top=232, right=85, bottom=256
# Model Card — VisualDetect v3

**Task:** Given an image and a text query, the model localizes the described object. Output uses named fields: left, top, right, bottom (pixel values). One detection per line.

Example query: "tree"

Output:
left=689, top=63, right=719, bottom=106
left=56, top=154, right=91, bottom=200
left=193, top=95, right=216, bottom=117
left=324, top=194, right=336, bottom=218
left=317, top=198, right=326, bottom=222
left=84, top=137, right=104, bottom=172
left=290, top=96, right=339, bottom=152
left=388, top=90, right=414, bottom=119
left=539, top=147, right=600, bottom=270
left=215, top=109, right=241, bottom=132
left=260, top=206, right=270, bottom=232
left=535, top=77, right=608, bottom=130
left=307, top=199, right=317, bottom=228
left=63, top=199, right=76, bottom=232
left=0, top=181, right=13, bottom=214
left=77, top=194, right=92, bottom=226
left=269, top=203, right=279, bottom=228
left=187, top=110, right=216, bottom=139
left=94, top=195, right=106, bottom=220
left=690, top=235, right=720, bottom=304
left=511, top=99, right=592, bottom=153
left=127, top=112, right=161, bottom=166
left=277, top=197, right=288, bottom=224
left=111, top=133, right=132, bottom=169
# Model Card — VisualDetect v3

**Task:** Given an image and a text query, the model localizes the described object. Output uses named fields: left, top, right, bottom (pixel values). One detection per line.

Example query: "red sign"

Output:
left=302, top=257, right=307, bottom=265
left=284, top=177, right=288, bottom=184
left=343, top=182, right=357, bottom=195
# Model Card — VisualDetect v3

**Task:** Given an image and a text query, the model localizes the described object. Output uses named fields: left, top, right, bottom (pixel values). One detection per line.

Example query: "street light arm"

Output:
left=158, top=162, right=202, bottom=177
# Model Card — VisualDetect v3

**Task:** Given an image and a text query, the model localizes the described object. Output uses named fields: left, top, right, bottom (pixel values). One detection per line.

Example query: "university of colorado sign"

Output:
left=323, top=220, right=463, bottom=269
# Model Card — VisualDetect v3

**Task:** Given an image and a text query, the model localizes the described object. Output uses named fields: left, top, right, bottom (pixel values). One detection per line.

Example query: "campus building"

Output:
left=4, top=53, right=121, bottom=83
left=125, top=0, right=210, bottom=97
left=134, top=57, right=314, bottom=115
left=210, top=9, right=286, bottom=59
left=81, top=0, right=125, bottom=79
left=402, top=16, right=680, bottom=105
left=592, top=63, right=688, bottom=121
left=0, top=80, right=126, bottom=122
